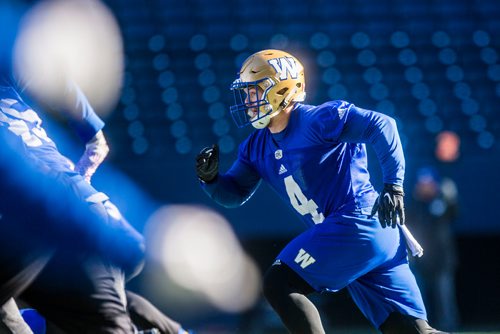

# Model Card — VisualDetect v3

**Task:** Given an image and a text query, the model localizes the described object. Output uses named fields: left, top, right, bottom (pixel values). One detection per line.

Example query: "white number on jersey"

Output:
left=0, top=99, right=52, bottom=147
left=284, top=175, right=325, bottom=224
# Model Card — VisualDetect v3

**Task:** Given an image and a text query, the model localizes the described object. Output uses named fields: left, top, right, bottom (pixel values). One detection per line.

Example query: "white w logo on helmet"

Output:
left=268, top=57, right=299, bottom=80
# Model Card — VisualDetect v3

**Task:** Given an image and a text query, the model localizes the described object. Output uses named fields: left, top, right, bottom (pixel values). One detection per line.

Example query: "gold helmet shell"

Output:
left=230, top=49, right=306, bottom=129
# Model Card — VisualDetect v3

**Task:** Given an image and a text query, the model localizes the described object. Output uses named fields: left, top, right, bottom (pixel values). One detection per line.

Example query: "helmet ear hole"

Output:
left=276, top=87, right=288, bottom=96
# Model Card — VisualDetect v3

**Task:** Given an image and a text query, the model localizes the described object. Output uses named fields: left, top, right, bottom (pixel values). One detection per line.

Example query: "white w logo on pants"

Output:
left=294, top=248, right=316, bottom=269
left=268, top=57, right=299, bottom=80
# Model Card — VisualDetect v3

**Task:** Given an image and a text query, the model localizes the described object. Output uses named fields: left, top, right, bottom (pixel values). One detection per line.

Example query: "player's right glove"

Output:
left=371, top=183, right=405, bottom=228
left=196, top=144, right=219, bottom=183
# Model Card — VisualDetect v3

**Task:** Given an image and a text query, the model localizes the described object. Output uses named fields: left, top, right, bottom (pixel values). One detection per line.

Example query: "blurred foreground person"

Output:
left=197, top=49, right=448, bottom=334
left=0, top=76, right=188, bottom=334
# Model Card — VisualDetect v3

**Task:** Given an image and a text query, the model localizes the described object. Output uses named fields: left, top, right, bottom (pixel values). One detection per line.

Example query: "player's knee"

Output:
left=263, top=262, right=314, bottom=304
left=123, top=238, right=146, bottom=279
left=107, top=215, right=145, bottom=279
left=380, top=312, right=448, bottom=334
left=88, top=200, right=146, bottom=278
left=262, top=264, right=288, bottom=303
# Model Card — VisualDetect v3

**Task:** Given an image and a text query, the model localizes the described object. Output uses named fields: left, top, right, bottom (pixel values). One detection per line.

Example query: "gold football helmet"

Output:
left=230, top=49, right=306, bottom=129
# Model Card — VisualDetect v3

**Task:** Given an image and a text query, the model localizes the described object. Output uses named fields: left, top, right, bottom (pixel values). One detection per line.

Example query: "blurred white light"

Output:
left=146, top=205, right=261, bottom=312
left=13, top=0, right=123, bottom=117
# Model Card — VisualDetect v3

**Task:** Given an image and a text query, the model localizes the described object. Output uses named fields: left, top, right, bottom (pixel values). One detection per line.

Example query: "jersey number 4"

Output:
left=284, top=175, right=325, bottom=224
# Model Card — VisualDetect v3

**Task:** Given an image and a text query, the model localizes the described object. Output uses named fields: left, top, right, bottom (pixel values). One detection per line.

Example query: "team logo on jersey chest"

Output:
left=275, top=149, right=283, bottom=160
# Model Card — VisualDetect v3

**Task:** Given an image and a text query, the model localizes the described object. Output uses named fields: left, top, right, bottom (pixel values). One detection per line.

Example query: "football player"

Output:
left=0, top=75, right=188, bottom=334
left=196, top=50, right=447, bottom=334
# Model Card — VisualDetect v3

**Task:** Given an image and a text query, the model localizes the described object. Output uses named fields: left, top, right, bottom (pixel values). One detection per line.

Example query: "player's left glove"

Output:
left=371, top=183, right=405, bottom=228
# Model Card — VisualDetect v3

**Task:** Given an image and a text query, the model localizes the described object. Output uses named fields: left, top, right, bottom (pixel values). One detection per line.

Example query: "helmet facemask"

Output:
left=230, top=78, right=275, bottom=129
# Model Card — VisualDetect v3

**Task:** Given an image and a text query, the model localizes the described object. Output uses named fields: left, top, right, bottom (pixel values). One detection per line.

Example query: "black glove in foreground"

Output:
left=371, top=183, right=405, bottom=228
left=195, top=144, right=219, bottom=183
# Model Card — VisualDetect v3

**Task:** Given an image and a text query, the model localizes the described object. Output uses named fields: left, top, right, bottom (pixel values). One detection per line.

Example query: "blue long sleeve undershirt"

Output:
left=201, top=160, right=261, bottom=208
left=340, top=106, right=405, bottom=186
left=66, top=82, right=105, bottom=143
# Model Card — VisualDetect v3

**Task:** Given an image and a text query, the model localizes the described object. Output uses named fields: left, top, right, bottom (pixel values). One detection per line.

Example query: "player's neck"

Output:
left=268, top=104, right=294, bottom=134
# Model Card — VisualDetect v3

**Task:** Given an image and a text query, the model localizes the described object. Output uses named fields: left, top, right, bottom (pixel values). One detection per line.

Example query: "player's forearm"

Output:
left=341, top=107, right=404, bottom=185
left=369, top=114, right=404, bottom=185
left=202, top=174, right=259, bottom=208
left=66, top=81, right=105, bottom=142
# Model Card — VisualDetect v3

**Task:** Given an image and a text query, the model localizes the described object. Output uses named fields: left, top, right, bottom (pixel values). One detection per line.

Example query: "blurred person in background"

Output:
left=196, top=49, right=448, bottom=333
left=0, top=74, right=190, bottom=334
left=409, top=166, right=460, bottom=332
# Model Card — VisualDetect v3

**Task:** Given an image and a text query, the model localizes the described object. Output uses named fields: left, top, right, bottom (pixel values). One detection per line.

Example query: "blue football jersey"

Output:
left=0, top=83, right=102, bottom=199
left=237, top=100, right=378, bottom=226
left=0, top=85, right=74, bottom=173
left=203, top=100, right=405, bottom=228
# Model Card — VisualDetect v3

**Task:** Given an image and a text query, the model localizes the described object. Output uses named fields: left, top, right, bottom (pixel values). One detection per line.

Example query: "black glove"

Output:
left=196, top=144, right=219, bottom=183
left=371, top=183, right=405, bottom=228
